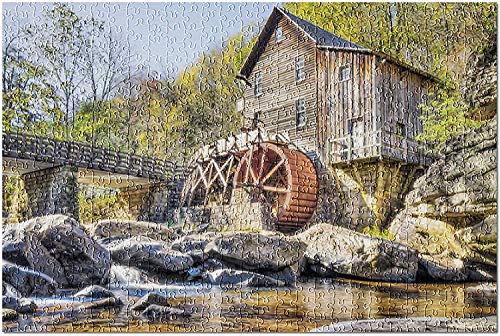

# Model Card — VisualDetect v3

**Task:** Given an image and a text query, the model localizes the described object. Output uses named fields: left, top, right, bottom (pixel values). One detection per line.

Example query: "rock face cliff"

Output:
left=389, top=39, right=497, bottom=281
left=389, top=119, right=496, bottom=281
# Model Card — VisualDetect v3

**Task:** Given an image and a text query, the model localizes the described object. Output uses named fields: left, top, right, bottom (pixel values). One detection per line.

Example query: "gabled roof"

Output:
left=282, top=8, right=367, bottom=50
left=238, top=7, right=438, bottom=83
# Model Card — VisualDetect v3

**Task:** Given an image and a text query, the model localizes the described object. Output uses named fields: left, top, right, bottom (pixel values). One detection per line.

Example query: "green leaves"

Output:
left=417, top=83, right=483, bottom=150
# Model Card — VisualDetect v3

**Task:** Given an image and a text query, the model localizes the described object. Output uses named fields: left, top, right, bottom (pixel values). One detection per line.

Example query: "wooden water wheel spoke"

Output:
left=261, top=185, right=289, bottom=193
left=244, top=145, right=255, bottom=183
left=261, top=158, right=286, bottom=184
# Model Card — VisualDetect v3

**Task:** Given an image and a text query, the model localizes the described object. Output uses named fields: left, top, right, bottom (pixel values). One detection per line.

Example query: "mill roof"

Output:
left=238, top=7, right=438, bottom=83
left=282, top=9, right=367, bottom=50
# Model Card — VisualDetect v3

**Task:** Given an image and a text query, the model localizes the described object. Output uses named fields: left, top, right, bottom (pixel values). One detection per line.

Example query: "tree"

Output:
left=19, top=3, right=133, bottom=140
left=2, top=33, right=62, bottom=134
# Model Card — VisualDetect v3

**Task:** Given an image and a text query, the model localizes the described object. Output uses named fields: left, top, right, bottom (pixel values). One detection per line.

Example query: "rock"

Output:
left=87, top=219, right=182, bottom=242
left=205, top=232, right=306, bottom=271
left=466, top=283, right=497, bottom=295
left=131, top=293, right=171, bottom=311
left=3, top=215, right=111, bottom=288
left=311, top=316, right=497, bottom=332
left=296, top=224, right=418, bottom=283
left=187, top=258, right=228, bottom=280
left=204, top=268, right=286, bottom=287
left=109, top=236, right=194, bottom=273
left=2, top=309, right=18, bottom=321
left=389, top=213, right=496, bottom=282
left=171, top=233, right=216, bottom=253
left=3, top=283, right=21, bottom=298
left=386, top=118, right=497, bottom=282
left=79, top=297, right=123, bottom=311
left=3, top=262, right=57, bottom=297
left=108, top=265, right=152, bottom=287
left=140, top=305, right=191, bottom=321
left=261, top=266, right=297, bottom=287
left=462, top=34, right=497, bottom=120
left=2, top=296, right=37, bottom=314
left=74, top=285, right=114, bottom=299
left=170, top=233, right=218, bottom=263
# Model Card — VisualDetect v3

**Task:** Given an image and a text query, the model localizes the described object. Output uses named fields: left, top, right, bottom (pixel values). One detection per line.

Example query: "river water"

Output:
left=3, top=277, right=496, bottom=332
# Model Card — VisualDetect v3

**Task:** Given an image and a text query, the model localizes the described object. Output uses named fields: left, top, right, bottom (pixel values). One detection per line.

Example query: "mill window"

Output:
left=339, top=64, right=351, bottom=82
left=295, top=56, right=305, bottom=82
left=396, top=122, right=406, bottom=137
left=254, top=72, right=262, bottom=97
left=276, top=26, right=283, bottom=43
left=296, top=98, right=306, bottom=127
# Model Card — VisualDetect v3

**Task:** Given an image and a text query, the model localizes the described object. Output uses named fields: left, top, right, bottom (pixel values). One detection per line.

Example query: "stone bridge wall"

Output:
left=22, top=165, right=80, bottom=220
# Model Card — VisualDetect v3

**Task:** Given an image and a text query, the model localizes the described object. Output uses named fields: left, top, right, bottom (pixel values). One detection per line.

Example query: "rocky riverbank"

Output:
left=2, top=213, right=497, bottom=331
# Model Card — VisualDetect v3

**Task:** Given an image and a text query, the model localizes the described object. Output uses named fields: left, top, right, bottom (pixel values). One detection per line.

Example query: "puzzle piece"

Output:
left=1, top=2, right=497, bottom=333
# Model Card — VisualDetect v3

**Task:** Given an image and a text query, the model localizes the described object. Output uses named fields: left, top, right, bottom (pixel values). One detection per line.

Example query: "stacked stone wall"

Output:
left=22, top=165, right=79, bottom=220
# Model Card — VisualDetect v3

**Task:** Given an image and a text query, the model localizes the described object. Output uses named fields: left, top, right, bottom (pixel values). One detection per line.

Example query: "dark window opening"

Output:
left=296, top=98, right=306, bottom=127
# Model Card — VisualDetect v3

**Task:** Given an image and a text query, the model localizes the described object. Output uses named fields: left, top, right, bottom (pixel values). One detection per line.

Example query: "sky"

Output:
left=2, top=2, right=277, bottom=78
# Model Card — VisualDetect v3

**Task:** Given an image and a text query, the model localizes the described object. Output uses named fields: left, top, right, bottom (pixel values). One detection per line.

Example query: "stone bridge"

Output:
left=2, top=131, right=184, bottom=222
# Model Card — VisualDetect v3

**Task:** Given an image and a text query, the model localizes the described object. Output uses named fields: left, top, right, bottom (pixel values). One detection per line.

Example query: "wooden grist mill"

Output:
left=178, top=7, right=438, bottom=233
left=179, top=129, right=318, bottom=233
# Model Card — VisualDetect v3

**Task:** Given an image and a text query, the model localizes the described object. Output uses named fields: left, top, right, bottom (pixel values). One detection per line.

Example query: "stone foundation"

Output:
left=312, top=160, right=423, bottom=231
left=116, top=182, right=177, bottom=223
left=175, top=189, right=275, bottom=232
left=22, top=165, right=79, bottom=220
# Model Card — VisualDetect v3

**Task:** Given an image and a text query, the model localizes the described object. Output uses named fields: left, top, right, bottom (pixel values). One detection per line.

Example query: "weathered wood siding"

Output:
left=321, top=49, right=432, bottom=166
left=242, top=14, right=318, bottom=158
left=318, top=50, right=377, bottom=164
left=375, top=58, right=432, bottom=165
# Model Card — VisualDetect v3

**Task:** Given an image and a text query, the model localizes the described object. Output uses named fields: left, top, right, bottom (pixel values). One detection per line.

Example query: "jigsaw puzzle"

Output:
left=1, top=2, right=497, bottom=333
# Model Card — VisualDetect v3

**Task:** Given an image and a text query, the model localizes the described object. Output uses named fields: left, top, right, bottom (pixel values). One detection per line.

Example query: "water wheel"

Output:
left=233, top=142, right=318, bottom=233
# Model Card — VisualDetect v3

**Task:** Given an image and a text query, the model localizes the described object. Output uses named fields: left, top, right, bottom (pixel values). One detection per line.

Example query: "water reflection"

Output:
left=3, top=278, right=496, bottom=332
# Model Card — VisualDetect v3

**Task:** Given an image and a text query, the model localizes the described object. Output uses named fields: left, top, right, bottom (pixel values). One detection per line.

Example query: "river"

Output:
left=3, top=277, right=496, bottom=332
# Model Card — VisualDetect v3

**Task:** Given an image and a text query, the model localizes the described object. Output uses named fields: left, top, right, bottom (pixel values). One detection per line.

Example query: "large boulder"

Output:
left=86, top=219, right=182, bottom=242
left=204, top=232, right=306, bottom=271
left=109, top=236, right=193, bottom=274
left=296, top=224, right=418, bottom=283
left=3, top=262, right=57, bottom=297
left=3, top=215, right=111, bottom=288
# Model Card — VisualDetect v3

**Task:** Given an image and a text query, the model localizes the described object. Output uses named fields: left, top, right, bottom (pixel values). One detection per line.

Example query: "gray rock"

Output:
left=171, top=233, right=217, bottom=263
left=3, top=309, right=18, bottom=321
left=3, top=282, right=21, bottom=298
left=79, top=297, right=123, bottom=311
left=74, top=285, right=114, bottom=299
left=86, top=219, right=182, bottom=242
left=204, top=268, right=286, bottom=287
left=296, top=224, right=418, bottom=283
left=140, top=305, right=191, bottom=322
left=187, top=258, right=228, bottom=280
left=205, top=232, right=306, bottom=271
left=3, top=215, right=111, bottom=288
left=261, top=266, right=297, bottom=287
left=131, top=293, right=171, bottom=311
left=2, top=296, right=37, bottom=314
left=389, top=213, right=496, bottom=282
left=311, top=316, right=497, bottom=332
left=109, top=236, right=194, bottom=274
left=3, top=262, right=57, bottom=297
